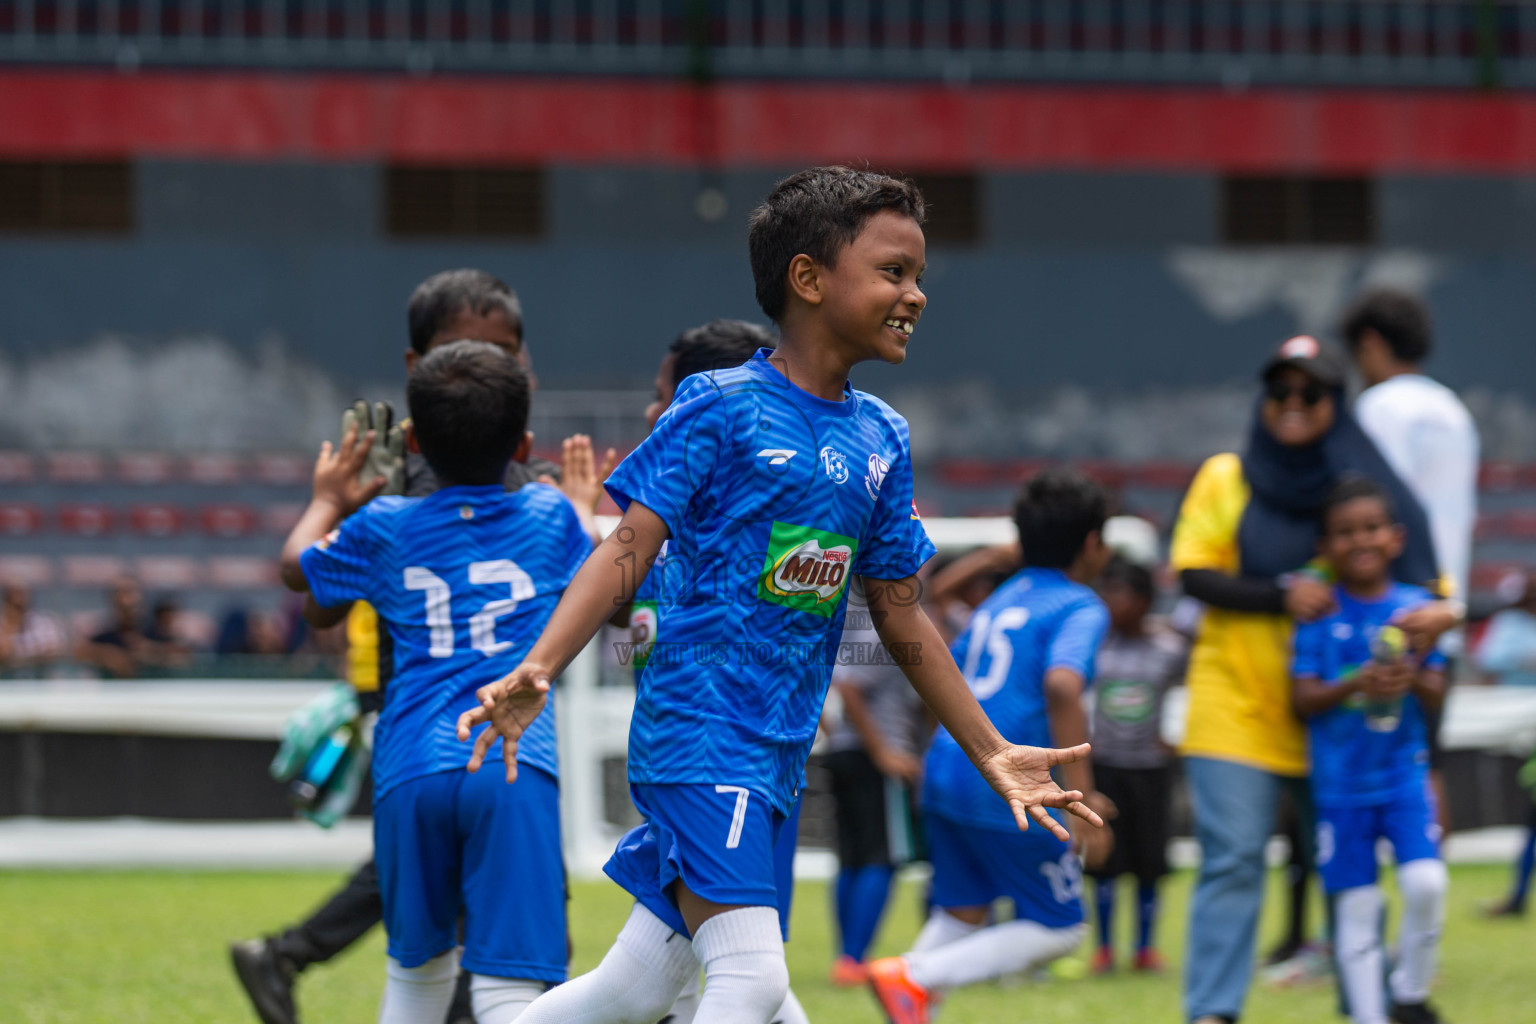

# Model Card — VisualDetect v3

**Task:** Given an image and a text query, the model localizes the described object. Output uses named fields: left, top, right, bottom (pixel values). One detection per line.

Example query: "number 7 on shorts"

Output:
left=715, top=785, right=750, bottom=849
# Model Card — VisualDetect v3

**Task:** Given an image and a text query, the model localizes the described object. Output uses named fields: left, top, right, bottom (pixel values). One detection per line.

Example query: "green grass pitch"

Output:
left=1, top=864, right=1529, bottom=1022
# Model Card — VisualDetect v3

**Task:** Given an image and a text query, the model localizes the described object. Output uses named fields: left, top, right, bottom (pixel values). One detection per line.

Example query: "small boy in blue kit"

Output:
left=1291, top=476, right=1449, bottom=1024
left=279, top=340, right=594, bottom=1024
left=866, top=467, right=1116, bottom=1024
left=459, top=167, right=1104, bottom=1024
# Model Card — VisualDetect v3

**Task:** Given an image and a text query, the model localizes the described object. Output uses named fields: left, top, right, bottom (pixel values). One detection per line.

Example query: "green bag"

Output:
left=271, top=684, right=370, bottom=829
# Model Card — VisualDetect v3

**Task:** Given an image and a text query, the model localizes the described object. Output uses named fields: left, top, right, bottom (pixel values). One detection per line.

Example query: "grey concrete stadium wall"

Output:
left=0, top=162, right=1533, bottom=401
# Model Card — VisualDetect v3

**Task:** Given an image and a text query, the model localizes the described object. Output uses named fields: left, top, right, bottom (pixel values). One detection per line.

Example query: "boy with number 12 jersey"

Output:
left=460, top=167, right=1103, bottom=1024
left=280, top=341, right=593, bottom=1024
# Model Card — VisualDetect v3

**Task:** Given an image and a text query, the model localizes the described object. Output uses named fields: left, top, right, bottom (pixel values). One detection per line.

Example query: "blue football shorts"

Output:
left=925, top=809, right=1085, bottom=929
left=1316, top=784, right=1442, bottom=894
left=374, top=764, right=566, bottom=981
left=604, top=782, right=801, bottom=939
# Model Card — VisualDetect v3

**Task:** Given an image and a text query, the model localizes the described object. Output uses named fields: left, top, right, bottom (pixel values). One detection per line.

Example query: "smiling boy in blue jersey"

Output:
left=630, top=318, right=812, bottom=1024
left=1291, top=477, right=1449, bottom=1024
left=865, top=467, right=1116, bottom=1024
left=457, top=166, right=1105, bottom=1024
left=279, top=341, right=594, bottom=1024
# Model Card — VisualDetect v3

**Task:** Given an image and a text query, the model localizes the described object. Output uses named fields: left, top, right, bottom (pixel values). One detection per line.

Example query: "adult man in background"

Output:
left=1342, top=287, right=1480, bottom=834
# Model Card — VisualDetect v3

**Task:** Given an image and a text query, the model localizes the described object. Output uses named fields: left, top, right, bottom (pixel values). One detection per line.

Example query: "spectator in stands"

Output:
left=824, top=578, right=931, bottom=986
left=1172, top=335, right=1452, bottom=1024
left=1478, top=569, right=1536, bottom=918
left=0, top=581, right=68, bottom=677
left=1475, top=569, right=1536, bottom=688
left=1344, top=287, right=1479, bottom=838
left=76, top=576, right=150, bottom=678
left=141, top=597, right=194, bottom=670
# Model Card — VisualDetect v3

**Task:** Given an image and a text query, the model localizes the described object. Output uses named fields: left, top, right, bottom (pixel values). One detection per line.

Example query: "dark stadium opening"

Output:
left=0, top=160, right=135, bottom=235
left=1222, top=175, right=1375, bottom=245
left=384, top=164, right=546, bottom=239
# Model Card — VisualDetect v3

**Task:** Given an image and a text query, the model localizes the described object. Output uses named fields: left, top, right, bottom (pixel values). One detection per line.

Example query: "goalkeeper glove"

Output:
left=340, top=400, right=406, bottom=496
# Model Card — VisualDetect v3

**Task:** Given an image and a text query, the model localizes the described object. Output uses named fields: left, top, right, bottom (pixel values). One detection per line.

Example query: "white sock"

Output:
left=470, top=974, right=547, bottom=1024
left=662, top=976, right=701, bottom=1024
left=378, top=951, right=458, bottom=1024
left=908, top=907, right=984, bottom=955
left=770, top=987, right=810, bottom=1024
left=1390, top=858, right=1447, bottom=1005
left=692, top=907, right=790, bottom=1024
left=906, top=920, right=1085, bottom=991
left=1335, top=885, right=1390, bottom=1024
left=516, top=904, right=698, bottom=1024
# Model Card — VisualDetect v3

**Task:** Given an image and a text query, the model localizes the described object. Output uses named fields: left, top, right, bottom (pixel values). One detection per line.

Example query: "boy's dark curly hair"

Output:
left=748, top=167, right=926, bottom=323
left=1013, top=467, right=1110, bottom=570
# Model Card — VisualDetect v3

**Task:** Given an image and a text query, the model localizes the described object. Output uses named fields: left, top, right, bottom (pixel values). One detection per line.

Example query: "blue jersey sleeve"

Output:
left=544, top=485, right=596, bottom=585
left=605, top=375, right=724, bottom=539
left=1292, top=617, right=1328, bottom=678
left=1047, top=601, right=1110, bottom=681
left=298, top=509, right=377, bottom=609
left=853, top=424, right=935, bottom=580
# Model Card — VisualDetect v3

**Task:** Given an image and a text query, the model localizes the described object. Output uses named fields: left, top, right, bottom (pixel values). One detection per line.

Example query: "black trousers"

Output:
left=272, top=859, right=382, bottom=969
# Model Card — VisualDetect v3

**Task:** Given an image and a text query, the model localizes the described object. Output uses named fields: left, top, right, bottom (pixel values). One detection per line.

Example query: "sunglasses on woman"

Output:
left=1264, top=379, right=1329, bottom=406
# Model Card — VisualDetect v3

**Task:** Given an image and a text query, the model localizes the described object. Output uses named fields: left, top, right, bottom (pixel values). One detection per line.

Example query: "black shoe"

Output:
left=1480, top=897, right=1526, bottom=918
left=229, top=938, right=300, bottom=1024
left=1390, top=1001, right=1445, bottom=1024
left=1263, top=938, right=1303, bottom=966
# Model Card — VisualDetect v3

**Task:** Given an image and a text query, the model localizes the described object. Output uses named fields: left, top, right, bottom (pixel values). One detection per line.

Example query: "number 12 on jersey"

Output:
left=403, top=560, right=536, bottom=659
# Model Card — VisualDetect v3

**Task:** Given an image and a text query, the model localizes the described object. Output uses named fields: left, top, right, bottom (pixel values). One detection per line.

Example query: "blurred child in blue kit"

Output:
left=1291, top=476, right=1449, bottom=1024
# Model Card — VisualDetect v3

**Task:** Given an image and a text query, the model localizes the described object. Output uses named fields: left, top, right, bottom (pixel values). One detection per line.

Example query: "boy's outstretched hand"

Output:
left=456, top=663, right=554, bottom=783
left=550, top=434, right=618, bottom=514
left=312, top=423, right=387, bottom=518
left=976, top=741, right=1104, bottom=841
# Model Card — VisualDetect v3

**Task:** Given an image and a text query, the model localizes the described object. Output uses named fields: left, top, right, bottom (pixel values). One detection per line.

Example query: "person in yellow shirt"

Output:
left=1174, top=336, right=1453, bottom=1024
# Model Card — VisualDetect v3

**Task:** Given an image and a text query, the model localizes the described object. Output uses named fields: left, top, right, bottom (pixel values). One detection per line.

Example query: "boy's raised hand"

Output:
left=553, top=434, right=619, bottom=514
left=975, top=741, right=1104, bottom=841
left=457, top=663, right=554, bottom=783
left=312, top=421, right=387, bottom=518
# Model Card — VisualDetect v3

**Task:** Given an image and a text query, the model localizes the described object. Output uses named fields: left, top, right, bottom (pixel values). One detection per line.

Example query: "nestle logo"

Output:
left=822, top=549, right=848, bottom=563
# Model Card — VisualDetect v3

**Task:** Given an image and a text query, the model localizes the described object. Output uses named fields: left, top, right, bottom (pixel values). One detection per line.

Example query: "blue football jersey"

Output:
left=604, top=349, right=935, bottom=814
left=1293, top=583, right=1446, bottom=808
left=924, top=568, right=1109, bottom=833
left=300, top=483, right=592, bottom=801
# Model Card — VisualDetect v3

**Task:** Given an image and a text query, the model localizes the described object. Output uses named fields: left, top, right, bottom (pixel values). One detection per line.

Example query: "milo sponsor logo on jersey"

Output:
left=758, top=521, right=859, bottom=617
left=628, top=600, right=659, bottom=670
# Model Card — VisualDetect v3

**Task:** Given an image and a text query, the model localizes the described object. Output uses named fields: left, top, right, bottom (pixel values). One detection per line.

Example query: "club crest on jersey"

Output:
left=865, top=454, right=890, bottom=501
left=758, top=521, right=859, bottom=617
left=819, top=446, right=850, bottom=484
left=316, top=528, right=340, bottom=551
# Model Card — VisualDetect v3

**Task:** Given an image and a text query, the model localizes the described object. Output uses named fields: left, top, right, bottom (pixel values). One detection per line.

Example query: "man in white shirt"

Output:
left=1343, top=288, right=1480, bottom=625
left=1343, top=288, right=1480, bottom=838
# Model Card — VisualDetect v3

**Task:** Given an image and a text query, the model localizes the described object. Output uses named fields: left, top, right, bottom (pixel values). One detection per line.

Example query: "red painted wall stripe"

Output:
left=4, top=70, right=1536, bottom=171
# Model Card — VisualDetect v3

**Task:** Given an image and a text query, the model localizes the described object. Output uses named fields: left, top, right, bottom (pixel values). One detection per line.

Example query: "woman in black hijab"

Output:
left=1172, top=335, right=1456, bottom=1024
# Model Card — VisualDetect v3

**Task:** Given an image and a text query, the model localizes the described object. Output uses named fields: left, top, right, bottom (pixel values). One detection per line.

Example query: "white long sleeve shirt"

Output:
left=1355, top=373, right=1480, bottom=611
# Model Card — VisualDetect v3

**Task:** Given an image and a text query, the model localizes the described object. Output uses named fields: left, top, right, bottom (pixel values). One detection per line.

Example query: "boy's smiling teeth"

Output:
left=884, top=318, right=913, bottom=336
